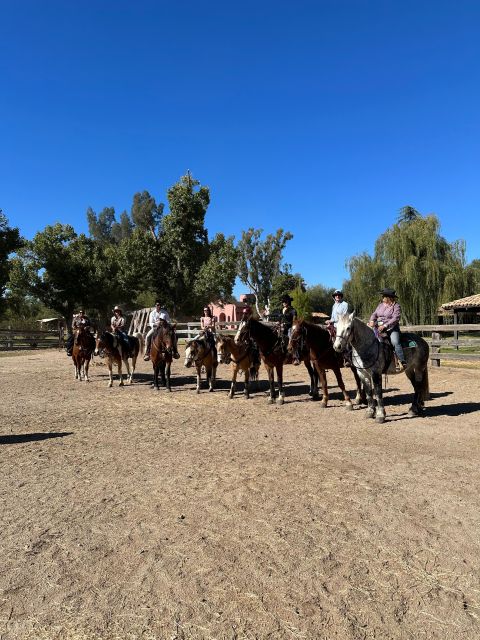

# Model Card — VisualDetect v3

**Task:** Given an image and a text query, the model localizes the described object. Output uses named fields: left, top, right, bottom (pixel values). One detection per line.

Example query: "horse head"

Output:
left=215, top=334, right=231, bottom=365
left=94, top=330, right=113, bottom=356
left=234, top=318, right=249, bottom=344
left=333, top=312, right=355, bottom=353
left=288, top=320, right=306, bottom=366
left=184, top=339, right=200, bottom=368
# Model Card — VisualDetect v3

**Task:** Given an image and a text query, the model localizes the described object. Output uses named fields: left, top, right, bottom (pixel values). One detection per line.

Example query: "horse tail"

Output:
left=133, top=332, right=144, bottom=354
left=420, top=366, right=430, bottom=402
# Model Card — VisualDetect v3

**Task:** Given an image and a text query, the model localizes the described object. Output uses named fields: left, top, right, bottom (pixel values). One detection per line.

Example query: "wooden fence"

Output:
left=0, top=328, right=64, bottom=351
left=403, top=324, right=480, bottom=366
left=128, top=308, right=242, bottom=341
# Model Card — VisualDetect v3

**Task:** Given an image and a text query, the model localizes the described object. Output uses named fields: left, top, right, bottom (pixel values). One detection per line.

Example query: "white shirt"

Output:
left=148, top=308, right=171, bottom=327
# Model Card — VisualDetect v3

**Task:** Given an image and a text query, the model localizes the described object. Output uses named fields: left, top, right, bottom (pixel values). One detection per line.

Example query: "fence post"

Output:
left=431, top=331, right=440, bottom=367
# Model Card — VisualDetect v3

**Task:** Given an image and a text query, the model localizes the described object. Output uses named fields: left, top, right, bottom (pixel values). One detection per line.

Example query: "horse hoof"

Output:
left=277, top=396, right=285, bottom=406
left=365, top=410, right=375, bottom=419
left=228, top=394, right=234, bottom=399
left=209, top=388, right=214, bottom=393
left=345, top=402, right=353, bottom=411
left=408, top=409, right=418, bottom=418
left=196, top=389, right=200, bottom=394
left=268, top=397, right=275, bottom=404
left=375, top=416, right=386, bottom=424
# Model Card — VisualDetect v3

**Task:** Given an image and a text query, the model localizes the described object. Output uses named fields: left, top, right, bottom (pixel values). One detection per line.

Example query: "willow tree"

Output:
left=346, top=207, right=469, bottom=324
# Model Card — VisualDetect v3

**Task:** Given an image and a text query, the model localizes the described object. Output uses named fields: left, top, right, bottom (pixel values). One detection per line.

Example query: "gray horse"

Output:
left=333, top=313, right=429, bottom=423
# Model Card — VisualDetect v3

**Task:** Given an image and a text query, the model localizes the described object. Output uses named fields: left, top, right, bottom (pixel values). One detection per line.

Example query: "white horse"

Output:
left=333, top=313, right=429, bottom=423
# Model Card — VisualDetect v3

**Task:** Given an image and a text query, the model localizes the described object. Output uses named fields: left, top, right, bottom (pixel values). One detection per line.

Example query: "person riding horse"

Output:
left=279, top=294, right=297, bottom=338
left=144, top=301, right=180, bottom=361
left=325, top=290, right=348, bottom=334
left=368, top=288, right=407, bottom=371
left=110, top=305, right=130, bottom=355
left=66, top=309, right=94, bottom=356
left=200, top=306, right=217, bottom=353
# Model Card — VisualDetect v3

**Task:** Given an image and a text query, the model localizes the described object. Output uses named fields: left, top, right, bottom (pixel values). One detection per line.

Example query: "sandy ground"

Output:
left=1, top=349, right=479, bottom=640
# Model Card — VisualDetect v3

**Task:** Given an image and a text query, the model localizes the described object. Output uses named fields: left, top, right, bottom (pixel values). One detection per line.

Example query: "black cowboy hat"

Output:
left=281, top=294, right=293, bottom=303
left=380, top=288, right=397, bottom=298
left=332, top=289, right=343, bottom=298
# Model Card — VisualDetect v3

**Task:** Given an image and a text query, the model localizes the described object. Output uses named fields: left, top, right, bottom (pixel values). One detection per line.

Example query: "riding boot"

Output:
left=143, top=350, right=150, bottom=361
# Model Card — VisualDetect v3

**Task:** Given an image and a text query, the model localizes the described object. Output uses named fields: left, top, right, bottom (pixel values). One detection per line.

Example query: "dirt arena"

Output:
left=1, top=349, right=479, bottom=640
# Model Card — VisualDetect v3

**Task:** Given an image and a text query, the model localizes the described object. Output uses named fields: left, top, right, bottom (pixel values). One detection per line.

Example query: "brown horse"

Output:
left=235, top=318, right=288, bottom=404
left=216, top=333, right=260, bottom=399
left=72, top=325, right=95, bottom=382
left=289, top=319, right=365, bottom=409
left=184, top=335, right=217, bottom=393
left=95, top=331, right=143, bottom=387
left=150, top=322, right=177, bottom=391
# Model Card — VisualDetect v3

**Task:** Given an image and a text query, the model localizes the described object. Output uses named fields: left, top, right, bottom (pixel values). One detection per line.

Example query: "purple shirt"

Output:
left=369, top=301, right=402, bottom=331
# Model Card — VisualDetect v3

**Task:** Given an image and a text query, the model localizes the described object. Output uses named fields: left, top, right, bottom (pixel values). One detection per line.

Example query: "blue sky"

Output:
left=1, top=0, right=479, bottom=295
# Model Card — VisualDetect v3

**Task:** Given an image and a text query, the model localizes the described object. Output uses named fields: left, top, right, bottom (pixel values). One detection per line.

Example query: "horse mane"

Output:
left=296, top=319, right=330, bottom=338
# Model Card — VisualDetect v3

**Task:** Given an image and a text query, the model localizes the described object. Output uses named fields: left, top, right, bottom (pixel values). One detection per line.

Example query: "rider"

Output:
left=326, top=289, right=349, bottom=329
left=110, top=305, right=130, bottom=354
left=143, top=300, right=179, bottom=361
left=368, top=288, right=407, bottom=370
left=66, top=309, right=92, bottom=355
left=200, top=306, right=217, bottom=350
left=280, top=294, right=297, bottom=338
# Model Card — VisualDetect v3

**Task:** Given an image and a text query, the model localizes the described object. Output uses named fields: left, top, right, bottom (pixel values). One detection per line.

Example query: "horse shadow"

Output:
left=385, top=390, right=453, bottom=406
left=422, top=402, right=480, bottom=418
left=0, top=432, right=73, bottom=445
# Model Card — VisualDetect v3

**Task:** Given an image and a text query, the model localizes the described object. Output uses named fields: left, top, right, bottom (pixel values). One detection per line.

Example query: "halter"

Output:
left=336, top=319, right=381, bottom=370
left=185, top=339, right=211, bottom=366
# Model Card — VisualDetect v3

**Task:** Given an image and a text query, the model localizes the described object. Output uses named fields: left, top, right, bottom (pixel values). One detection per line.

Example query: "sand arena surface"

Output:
left=1, top=349, right=479, bottom=640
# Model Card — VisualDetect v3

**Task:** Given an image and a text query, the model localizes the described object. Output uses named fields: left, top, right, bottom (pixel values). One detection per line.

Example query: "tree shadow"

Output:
left=0, top=432, right=74, bottom=445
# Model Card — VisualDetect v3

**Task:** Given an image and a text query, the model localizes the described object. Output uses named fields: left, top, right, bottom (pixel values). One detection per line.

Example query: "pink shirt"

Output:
left=369, top=301, right=401, bottom=331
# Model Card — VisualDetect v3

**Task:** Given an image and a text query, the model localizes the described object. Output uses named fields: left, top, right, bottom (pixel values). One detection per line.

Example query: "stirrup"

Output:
left=143, top=354, right=150, bottom=361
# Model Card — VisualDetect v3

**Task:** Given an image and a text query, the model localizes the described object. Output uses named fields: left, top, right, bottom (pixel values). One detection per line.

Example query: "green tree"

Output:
left=269, top=271, right=305, bottom=312
left=291, top=285, right=312, bottom=320
left=345, top=208, right=470, bottom=324
left=0, top=211, right=23, bottom=317
left=131, top=190, right=164, bottom=239
left=193, top=233, right=237, bottom=306
left=466, top=259, right=480, bottom=293
left=111, top=210, right=133, bottom=243
left=305, top=284, right=334, bottom=314
left=86, top=206, right=116, bottom=245
left=237, top=228, right=293, bottom=313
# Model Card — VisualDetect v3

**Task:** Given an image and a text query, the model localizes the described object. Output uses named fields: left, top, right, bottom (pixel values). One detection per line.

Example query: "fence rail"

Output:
left=0, top=328, right=64, bottom=351
left=403, top=324, right=480, bottom=366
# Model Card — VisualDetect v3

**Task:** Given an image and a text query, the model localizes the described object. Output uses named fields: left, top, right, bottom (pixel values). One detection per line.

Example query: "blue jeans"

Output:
left=389, top=327, right=405, bottom=362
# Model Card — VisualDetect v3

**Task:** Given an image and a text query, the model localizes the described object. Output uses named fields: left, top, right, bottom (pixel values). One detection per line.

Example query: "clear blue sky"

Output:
left=1, top=0, right=479, bottom=294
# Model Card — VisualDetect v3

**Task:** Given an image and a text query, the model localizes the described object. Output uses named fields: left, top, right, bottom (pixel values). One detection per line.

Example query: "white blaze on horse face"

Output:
left=184, top=344, right=194, bottom=367
left=234, top=320, right=245, bottom=344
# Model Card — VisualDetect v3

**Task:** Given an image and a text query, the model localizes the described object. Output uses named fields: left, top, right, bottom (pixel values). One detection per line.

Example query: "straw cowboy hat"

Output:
left=113, top=305, right=123, bottom=313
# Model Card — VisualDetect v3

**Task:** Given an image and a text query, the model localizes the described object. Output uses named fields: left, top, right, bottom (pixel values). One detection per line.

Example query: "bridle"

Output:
left=335, top=319, right=381, bottom=370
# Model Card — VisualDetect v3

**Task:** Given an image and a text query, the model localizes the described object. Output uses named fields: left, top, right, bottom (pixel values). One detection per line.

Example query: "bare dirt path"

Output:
left=1, top=350, right=479, bottom=639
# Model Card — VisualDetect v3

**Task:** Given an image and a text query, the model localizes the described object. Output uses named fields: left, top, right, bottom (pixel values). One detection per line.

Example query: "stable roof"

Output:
left=440, top=294, right=480, bottom=311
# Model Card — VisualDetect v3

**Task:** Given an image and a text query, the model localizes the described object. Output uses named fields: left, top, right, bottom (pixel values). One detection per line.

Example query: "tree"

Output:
left=131, top=190, right=164, bottom=239
left=193, top=233, right=237, bottom=305
left=86, top=206, right=116, bottom=245
left=306, top=284, right=335, bottom=314
left=161, top=173, right=210, bottom=314
left=237, top=228, right=293, bottom=314
left=111, top=210, right=133, bottom=243
left=345, top=208, right=471, bottom=324
left=269, top=271, right=305, bottom=312
left=466, top=259, right=480, bottom=293
left=291, top=285, right=312, bottom=320
left=0, top=211, right=22, bottom=317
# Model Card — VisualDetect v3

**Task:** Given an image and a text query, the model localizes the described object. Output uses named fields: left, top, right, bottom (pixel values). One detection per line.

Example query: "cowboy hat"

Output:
left=379, top=288, right=397, bottom=298
left=281, top=294, right=293, bottom=303
left=113, top=305, right=122, bottom=312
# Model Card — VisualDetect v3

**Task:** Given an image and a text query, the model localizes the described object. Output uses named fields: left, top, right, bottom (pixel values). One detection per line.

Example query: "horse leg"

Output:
left=276, top=363, right=285, bottom=405
left=352, top=367, right=366, bottom=405
left=160, top=361, right=166, bottom=387
left=107, top=360, right=113, bottom=388
left=305, top=360, right=319, bottom=400
left=244, top=366, right=250, bottom=399
left=229, top=366, right=238, bottom=399
left=372, top=371, right=386, bottom=423
left=406, top=367, right=424, bottom=417
left=313, top=362, right=328, bottom=408
left=266, top=365, right=275, bottom=404
left=124, top=356, right=132, bottom=384
left=196, top=364, right=202, bottom=393
left=165, top=361, right=172, bottom=392
left=362, top=374, right=375, bottom=419
left=84, top=357, right=90, bottom=383
left=332, top=367, right=353, bottom=411
left=117, top=358, right=124, bottom=386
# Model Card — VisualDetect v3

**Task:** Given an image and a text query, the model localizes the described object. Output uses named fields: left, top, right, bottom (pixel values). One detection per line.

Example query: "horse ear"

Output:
left=349, top=311, right=356, bottom=320
left=171, top=322, right=177, bottom=329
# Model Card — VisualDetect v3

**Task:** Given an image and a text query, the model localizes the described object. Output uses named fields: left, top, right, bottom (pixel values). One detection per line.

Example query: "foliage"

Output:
left=291, top=285, right=312, bottom=320
left=0, top=211, right=23, bottom=317
left=237, top=228, right=293, bottom=313
left=345, top=209, right=471, bottom=324
left=305, top=283, right=335, bottom=314
left=193, top=233, right=237, bottom=306
left=86, top=206, right=116, bottom=245
left=130, top=191, right=164, bottom=238
left=269, top=271, right=305, bottom=311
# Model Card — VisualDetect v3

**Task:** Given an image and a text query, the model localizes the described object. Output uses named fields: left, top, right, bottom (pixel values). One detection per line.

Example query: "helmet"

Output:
left=332, top=289, right=343, bottom=298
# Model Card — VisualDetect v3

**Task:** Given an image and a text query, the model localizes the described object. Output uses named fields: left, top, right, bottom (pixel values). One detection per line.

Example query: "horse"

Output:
left=235, top=318, right=289, bottom=404
left=333, top=312, right=430, bottom=423
left=150, top=322, right=177, bottom=391
left=216, top=333, right=261, bottom=399
left=94, top=331, right=143, bottom=387
left=288, top=319, right=366, bottom=409
left=184, top=334, right=217, bottom=393
left=71, top=325, right=95, bottom=382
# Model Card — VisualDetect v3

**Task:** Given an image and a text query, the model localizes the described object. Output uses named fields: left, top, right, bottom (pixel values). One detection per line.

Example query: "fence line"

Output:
left=0, top=328, right=64, bottom=351
left=402, top=324, right=480, bottom=366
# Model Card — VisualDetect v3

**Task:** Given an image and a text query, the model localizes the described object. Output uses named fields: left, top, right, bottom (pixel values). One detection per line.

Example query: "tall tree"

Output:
left=86, top=206, right=116, bottom=245
left=269, top=271, right=305, bottom=311
left=291, top=285, right=312, bottom=320
left=111, top=210, right=133, bottom=243
left=131, top=191, right=164, bottom=239
left=161, top=173, right=210, bottom=314
left=193, top=233, right=237, bottom=305
left=0, top=211, right=23, bottom=317
left=306, top=284, right=335, bottom=314
left=237, top=228, right=293, bottom=313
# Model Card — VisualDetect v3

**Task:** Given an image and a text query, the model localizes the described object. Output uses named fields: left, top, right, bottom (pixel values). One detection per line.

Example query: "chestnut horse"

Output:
left=184, top=335, right=217, bottom=393
left=151, top=322, right=177, bottom=391
left=288, top=319, right=365, bottom=409
left=95, top=331, right=143, bottom=387
left=72, top=325, right=95, bottom=382
left=216, top=333, right=260, bottom=399
left=235, top=318, right=288, bottom=404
